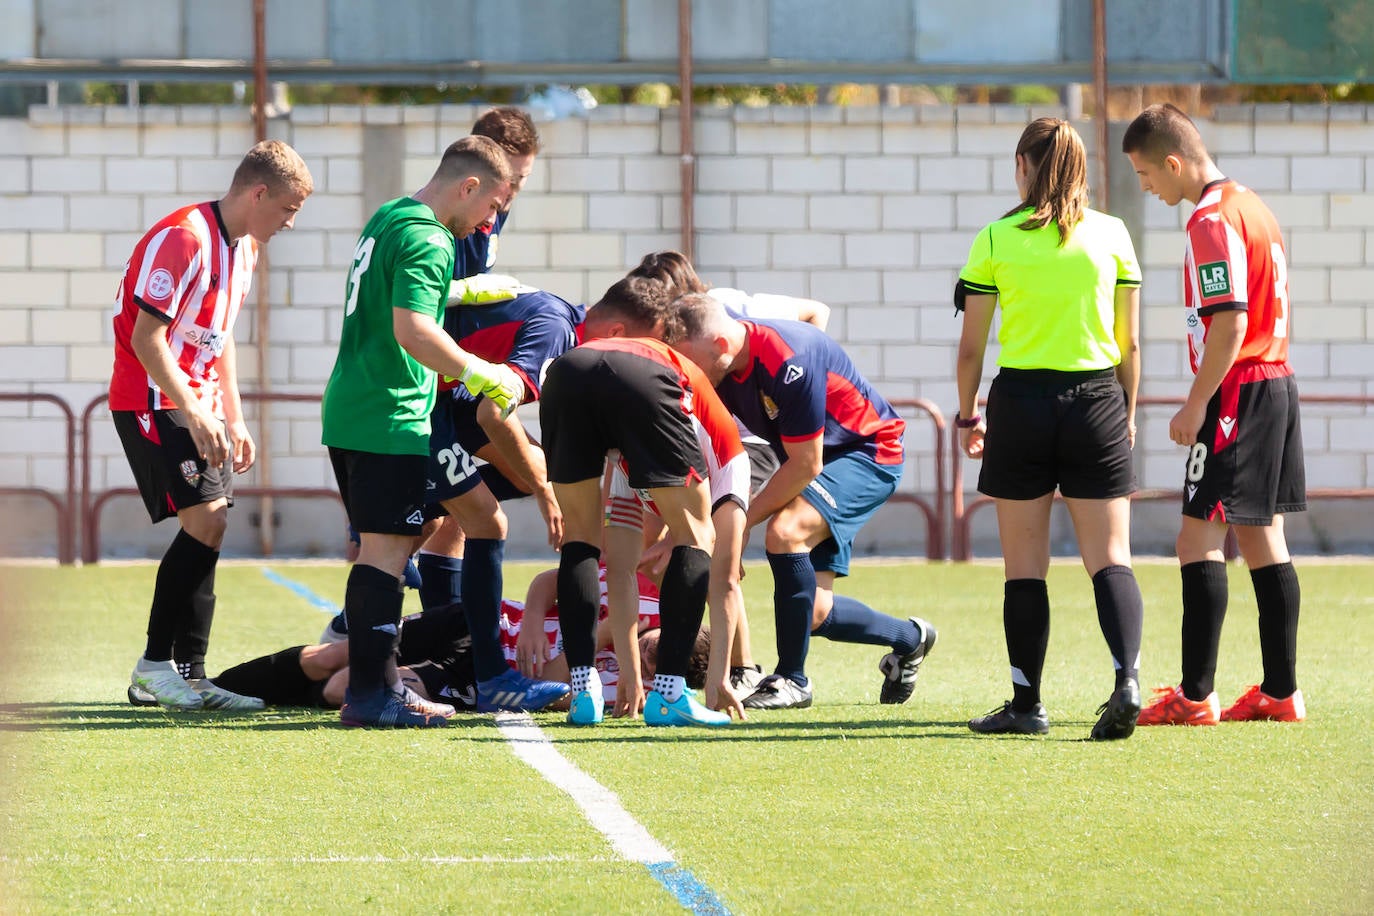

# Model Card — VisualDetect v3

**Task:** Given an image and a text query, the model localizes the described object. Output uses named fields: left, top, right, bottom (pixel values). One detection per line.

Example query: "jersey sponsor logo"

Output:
left=146, top=268, right=175, bottom=301
left=761, top=394, right=779, bottom=420
left=783, top=364, right=805, bottom=384
left=1218, top=415, right=1237, bottom=439
left=179, top=323, right=226, bottom=357
left=179, top=459, right=201, bottom=487
left=1198, top=261, right=1231, bottom=298
left=405, top=510, right=425, bottom=525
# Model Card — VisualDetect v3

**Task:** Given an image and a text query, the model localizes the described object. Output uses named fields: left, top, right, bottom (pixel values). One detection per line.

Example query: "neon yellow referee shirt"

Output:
left=959, top=207, right=1141, bottom=371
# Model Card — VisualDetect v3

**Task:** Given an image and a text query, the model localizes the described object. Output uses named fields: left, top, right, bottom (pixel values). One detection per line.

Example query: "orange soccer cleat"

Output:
left=1135, top=684, right=1220, bottom=726
left=1221, top=685, right=1306, bottom=722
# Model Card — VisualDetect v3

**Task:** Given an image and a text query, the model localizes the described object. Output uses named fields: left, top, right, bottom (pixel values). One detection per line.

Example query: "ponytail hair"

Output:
left=1003, top=118, right=1089, bottom=246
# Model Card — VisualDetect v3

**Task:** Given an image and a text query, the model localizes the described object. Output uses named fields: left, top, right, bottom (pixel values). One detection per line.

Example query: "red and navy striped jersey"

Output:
left=440, top=288, right=584, bottom=404
left=109, top=201, right=257, bottom=416
left=719, top=319, right=905, bottom=466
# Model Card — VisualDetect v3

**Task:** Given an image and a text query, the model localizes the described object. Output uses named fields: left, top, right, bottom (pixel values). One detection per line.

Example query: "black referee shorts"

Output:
left=978, top=367, right=1136, bottom=501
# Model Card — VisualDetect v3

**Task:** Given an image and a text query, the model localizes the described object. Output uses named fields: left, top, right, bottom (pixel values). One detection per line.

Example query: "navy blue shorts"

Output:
left=800, top=450, right=903, bottom=577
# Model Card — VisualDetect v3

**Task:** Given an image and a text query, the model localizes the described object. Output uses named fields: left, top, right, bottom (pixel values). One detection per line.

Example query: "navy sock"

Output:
left=1092, top=564, right=1143, bottom=688
left=1004, top=578, right=1050, bottom=713
left=146, top=528, right=218, bottom=664
left=1180, top=560, right=1228, bottom=701
left=462, top=538, right=507, bottom=682
left=1252, top=562, right=1300, bottom=698
left=345, top=564, right=404, bottom=696
left=767, top=552, right=815, bottom=687
left=813, top=594, right=919, bottom=654
left=417, top=552, right=463, bottom=613
left=557, top=541, right=602, bottom=671
left=655, top=546, right=711, bottom=678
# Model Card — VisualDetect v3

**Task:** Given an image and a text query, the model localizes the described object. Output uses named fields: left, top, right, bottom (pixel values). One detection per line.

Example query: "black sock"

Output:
left=461, top=538, right=507, bottom=682
left=1092, top=564, right=1143, bottom=688
left=399, top=602, right=469, bottom=668
left=655, top=546, right=711, bottom=678
left=417, top=553, right=462, bottom=613
left=173, top=560, right=217, bottom=680
left=1252, top=562, right=1300, bottom=699
left=145, top=529, right=218, bottom=663
left=211, top=646, right=314, bottom=706
left=1004, top=578, right=1050, bottom=712
left=1180, top=560, right=1229, bottom=701
left=813, top=594, right=918, bottom=653
left=344, top=564, right=404, bottom=696
left=767, top=552, right=816, bottom=687
left=558, top=541, right=602, bottom=671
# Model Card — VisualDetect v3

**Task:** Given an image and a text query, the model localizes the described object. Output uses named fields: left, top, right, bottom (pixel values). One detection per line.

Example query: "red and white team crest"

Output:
left=179, top=460, right=201, bottom=487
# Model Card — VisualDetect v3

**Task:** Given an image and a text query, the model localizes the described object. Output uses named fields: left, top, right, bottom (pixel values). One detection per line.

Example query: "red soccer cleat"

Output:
left=1221, top=685, right=1306, bottom=722
left=1136, top=684, right=1220, bottom=726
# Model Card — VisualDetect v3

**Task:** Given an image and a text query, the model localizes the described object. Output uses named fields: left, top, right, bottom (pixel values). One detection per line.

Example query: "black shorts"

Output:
left=1182, top=369, right=1306, bottom=525
left=112, top=409, right=234, bottom=523
left=743, top=437, right=781, bottom=497
left=539, top=346, right=707, bottom=490
left=328, top=447, right=429, bottom=536
left=978, top=368, right=1136, bottom=501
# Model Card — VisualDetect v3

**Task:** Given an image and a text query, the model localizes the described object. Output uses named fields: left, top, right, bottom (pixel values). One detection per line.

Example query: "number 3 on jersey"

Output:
left=344, top=237, right=376, bottom=316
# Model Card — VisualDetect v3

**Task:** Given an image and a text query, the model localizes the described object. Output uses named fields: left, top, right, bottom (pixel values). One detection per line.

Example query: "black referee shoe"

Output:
left=1090, top=678, right=1141, bottom=741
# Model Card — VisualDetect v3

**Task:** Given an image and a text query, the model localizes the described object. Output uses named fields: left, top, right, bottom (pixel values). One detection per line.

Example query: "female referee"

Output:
left=954, top=117, right=1144, bottom=740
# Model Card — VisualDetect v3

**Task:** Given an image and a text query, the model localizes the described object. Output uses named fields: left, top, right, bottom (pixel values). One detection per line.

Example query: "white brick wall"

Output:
left=1, top=102, right=1371, bottom=558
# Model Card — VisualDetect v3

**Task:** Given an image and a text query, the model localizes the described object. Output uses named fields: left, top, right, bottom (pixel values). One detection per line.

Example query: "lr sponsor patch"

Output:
left=179, top=459, right=201, bottom=487
left=1197, top=260, right=1231, bottom=298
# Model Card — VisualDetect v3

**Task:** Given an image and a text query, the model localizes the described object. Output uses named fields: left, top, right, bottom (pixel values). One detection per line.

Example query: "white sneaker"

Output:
left=130, top=658, right=203, bottom=710
left=188, top=678, right=266, bottom=711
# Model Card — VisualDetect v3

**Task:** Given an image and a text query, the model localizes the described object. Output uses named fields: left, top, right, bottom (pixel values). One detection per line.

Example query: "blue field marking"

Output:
left=647, top=862, right=733, bottom=915
left=259, top=567, right=340, bottom=615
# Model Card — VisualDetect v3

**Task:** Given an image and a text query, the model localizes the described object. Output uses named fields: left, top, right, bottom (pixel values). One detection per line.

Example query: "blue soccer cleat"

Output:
left=567, top=689, right=605, bottom=725
left=643, top=690, right=731, bottom=727
left=340, top=688, right=448, bottom=728
left=476, top=668, right=571, bottom=712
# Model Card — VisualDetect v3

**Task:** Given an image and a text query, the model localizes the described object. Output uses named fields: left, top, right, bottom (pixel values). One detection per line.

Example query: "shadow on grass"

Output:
left=0, top=703, right=1104, bottom=742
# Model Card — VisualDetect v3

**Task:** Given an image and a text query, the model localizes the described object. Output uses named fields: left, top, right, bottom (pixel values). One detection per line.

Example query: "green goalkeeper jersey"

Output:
left=322, top=197, right=454, bottom=455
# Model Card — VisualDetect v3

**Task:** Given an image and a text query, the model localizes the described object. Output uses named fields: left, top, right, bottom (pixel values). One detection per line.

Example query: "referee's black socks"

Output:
left=1004, top=578, right=1050, bottom=713
left=1092, top=564, right=1143, bottom=689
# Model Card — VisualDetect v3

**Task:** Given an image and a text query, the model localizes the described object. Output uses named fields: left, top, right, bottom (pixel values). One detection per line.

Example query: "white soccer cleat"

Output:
left=187, top=678, right=267, bottom=711
left=130, top=658, right=203, bottom=711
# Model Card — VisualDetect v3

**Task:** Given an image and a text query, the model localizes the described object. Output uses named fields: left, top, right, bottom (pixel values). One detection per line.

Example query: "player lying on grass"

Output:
left=205, top=566, right=708, bottom=712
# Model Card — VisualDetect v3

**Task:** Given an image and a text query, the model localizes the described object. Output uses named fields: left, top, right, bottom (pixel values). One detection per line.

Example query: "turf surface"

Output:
left=1, top=560, right=1370, bottom=913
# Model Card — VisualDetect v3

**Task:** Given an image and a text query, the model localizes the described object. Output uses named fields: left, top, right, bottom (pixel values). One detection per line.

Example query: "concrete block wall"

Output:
left=0, top=102, right=1370, bottom=559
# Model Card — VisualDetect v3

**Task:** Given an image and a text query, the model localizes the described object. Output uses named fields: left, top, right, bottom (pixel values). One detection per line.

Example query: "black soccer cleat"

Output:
left=968, top=700, right=1050, bottom=735
left=742, top=674, right=813, bottom=710
left=1090, top=677, right=1141, bottom=741
left=878, top=617, right=938, bottom=705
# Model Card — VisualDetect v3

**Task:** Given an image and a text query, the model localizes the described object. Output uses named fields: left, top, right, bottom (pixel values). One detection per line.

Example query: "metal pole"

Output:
left=252, top=0, right=275, bottom=555
left=1092, top=0, right=1109, bottom=211
left=677, top=0, right=695, bottom=264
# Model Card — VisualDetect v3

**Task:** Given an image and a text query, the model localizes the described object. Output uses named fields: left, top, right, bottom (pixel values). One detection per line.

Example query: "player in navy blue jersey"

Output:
left=668, top=293, right=938, bottom=709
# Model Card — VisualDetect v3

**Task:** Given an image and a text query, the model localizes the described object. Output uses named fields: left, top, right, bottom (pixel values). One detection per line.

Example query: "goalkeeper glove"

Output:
left=448, top=274, right=530, bottom=306
left=458, top=358, right=525, bottom=415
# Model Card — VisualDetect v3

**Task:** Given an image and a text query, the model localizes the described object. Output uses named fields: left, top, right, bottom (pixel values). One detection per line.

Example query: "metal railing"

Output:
left=0, top=393, right=77, bottom=564
left=949, top=393, right=1374, bottom=561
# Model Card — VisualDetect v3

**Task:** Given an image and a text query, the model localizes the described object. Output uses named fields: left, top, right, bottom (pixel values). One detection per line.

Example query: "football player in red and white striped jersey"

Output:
left=115, top=140, right=313, bottom=712
left=1124, top=104, right=1307, bottom=726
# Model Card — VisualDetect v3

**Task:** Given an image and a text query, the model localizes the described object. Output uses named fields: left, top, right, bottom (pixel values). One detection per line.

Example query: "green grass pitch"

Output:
left=1, top=560, right=1371, bottom=913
